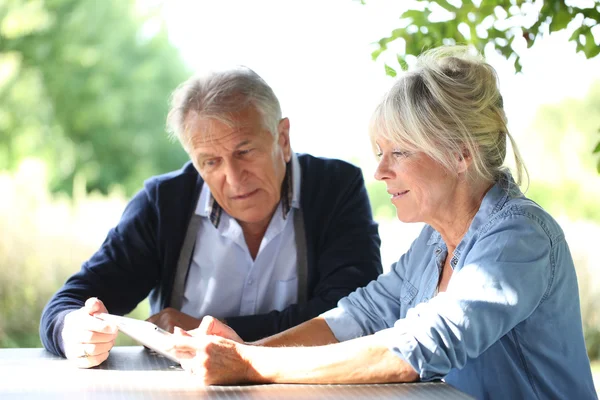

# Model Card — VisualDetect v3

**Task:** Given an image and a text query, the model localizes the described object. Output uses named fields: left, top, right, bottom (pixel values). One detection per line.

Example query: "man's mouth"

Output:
left=231, top=189, right=259, bottom=200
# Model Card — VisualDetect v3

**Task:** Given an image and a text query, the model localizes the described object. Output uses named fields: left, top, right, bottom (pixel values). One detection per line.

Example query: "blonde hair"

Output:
left=369, top=46, right=527, bottom=186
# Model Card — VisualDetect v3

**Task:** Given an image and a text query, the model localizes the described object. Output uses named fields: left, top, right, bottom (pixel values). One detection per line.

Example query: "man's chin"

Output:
left=232, top=209, right=276, bottom=227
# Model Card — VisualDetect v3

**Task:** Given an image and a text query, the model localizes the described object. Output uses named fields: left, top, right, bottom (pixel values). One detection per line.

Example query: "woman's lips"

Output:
left=391, top=190, right=409, bottom=199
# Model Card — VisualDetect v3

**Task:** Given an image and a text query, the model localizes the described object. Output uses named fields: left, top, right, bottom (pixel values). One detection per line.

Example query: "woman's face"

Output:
left=374, top=137, right=457, bottom=224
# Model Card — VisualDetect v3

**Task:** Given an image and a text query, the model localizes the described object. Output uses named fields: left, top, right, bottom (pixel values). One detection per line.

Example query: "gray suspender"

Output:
left=293, top=208, right=308, bottom=305
left=168, top=214, right=202, bottom=310
left=168, top=209, right=308, bottom=310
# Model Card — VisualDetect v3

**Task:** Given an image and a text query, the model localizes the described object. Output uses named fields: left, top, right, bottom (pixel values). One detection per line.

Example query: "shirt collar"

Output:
left=195, top=152, right=301, bottom=228
left=426, top=171, right=523, bottom=246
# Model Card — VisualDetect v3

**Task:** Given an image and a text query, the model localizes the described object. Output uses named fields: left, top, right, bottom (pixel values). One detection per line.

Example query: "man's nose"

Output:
left=224, top=159, right=246, bottom=187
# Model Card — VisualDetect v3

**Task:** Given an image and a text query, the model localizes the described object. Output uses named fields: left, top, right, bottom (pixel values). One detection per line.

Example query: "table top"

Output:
left=0, top=346, right=473, bottom=399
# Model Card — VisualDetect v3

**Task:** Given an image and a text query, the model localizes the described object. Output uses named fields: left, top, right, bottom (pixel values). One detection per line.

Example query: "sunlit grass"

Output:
left=592, top=361, right=600, bottom=395
left=0, top=160, right=129, bottom=348
left=592, top=361, right=600, bottom=376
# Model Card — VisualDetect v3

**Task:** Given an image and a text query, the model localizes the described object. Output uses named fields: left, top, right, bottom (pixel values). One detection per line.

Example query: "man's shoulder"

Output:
left=140, top=162, right=201, bottom=205
left=143, top=161, right=199, bottom=188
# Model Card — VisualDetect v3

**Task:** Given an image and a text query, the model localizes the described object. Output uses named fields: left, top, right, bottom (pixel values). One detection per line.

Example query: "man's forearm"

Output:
left=243, top=333, right=419, bottom=384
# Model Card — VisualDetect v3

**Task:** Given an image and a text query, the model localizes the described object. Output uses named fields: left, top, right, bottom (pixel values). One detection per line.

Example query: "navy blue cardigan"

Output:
left=40, top=154, right=382, bottom=356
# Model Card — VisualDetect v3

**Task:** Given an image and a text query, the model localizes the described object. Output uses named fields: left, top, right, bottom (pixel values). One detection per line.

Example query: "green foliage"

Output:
left=527, top=181, right=600, bottom=222
left=0, top=164, right=149, bottom=348
left=594, top=129, right=600, bottom=174
left=367, top=0, right=600, bottom=170
left=524, top=80, right=600, bottom=221
left=0, top=0, right=190, bottom=196
left=366, top=179, right=396, bottom=220
left=370, top=0, right=600, bottom=75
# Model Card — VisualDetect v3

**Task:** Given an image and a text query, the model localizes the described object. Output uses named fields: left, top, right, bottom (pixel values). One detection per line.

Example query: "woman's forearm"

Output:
left=243, top=333, right=419, bottom=384
left=253, top=317, right=339, bottom=347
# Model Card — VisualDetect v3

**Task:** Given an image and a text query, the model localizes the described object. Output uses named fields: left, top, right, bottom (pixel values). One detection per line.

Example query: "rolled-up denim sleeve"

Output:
left=323, top=236, right=423, bottom=342
left=376, top=213, right=552, bottom=381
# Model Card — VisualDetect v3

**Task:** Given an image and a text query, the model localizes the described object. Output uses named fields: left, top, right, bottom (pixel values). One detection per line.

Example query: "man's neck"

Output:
left=239, top=212, right=275, bottom=260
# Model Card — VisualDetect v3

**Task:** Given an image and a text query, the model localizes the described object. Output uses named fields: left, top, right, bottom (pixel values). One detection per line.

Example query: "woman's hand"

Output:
left=170, top=333, right=258, bottom=385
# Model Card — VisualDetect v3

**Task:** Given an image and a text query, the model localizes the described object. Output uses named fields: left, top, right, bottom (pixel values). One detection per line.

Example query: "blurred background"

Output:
left=1, top=0, right=599, bottom=387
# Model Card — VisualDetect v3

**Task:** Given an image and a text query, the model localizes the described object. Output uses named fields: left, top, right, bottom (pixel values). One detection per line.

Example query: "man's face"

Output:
left=185, top=106, right=291, bottom=230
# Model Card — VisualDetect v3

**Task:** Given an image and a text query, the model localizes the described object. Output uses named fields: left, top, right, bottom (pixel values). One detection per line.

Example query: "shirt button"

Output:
left=248, top=279, right=254, bottom=285
left=451, top=259, right=457, bottom=266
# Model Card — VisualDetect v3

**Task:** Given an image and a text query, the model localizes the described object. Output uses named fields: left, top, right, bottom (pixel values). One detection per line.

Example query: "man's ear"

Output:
left=277, top=117, right=291, bottom=162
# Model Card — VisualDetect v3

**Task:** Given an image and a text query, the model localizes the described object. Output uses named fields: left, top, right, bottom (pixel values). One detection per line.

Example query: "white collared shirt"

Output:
left=180, top=153, right=301, bottom=319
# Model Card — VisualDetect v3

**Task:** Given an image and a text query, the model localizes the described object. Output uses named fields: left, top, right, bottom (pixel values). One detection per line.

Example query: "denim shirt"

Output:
left=323, top=173, right=597, bottom=400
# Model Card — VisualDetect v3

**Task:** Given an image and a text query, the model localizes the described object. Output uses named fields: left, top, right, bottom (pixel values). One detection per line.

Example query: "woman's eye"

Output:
left=393, top=151, right=410, bottom=158
left=376, top=152, right=383, bottom=159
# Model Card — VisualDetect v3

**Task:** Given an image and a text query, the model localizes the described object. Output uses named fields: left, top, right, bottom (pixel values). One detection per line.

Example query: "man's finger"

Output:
left=79, top=315, right=118, bottom=335
left=68, top=330, right=118, bottom=344
left=79, top=340, right=115, bottom=357
left=84, top=297, right=108, bottom=315
left=71, top=350, right=110, bottom=369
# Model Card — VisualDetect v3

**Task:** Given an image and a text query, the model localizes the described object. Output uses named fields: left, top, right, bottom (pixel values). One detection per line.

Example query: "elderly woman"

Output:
left=168, top=47, right=598, bottom=399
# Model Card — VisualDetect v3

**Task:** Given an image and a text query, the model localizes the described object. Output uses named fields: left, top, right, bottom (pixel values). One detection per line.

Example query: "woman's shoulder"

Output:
left=481, top=194, right=565, bottom=244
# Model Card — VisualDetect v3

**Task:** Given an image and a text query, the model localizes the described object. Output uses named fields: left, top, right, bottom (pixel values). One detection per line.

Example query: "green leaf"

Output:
left=514, top=57, right=523, bottom=73
left=384, top=64, right=397, bottom=77
left=400, top=9, right=431, bottom=23
left=396, top=54, right=409, bottom=71
left=569, top=26, right=584, bottom=41
left=435, top=0, right=459, bottom=12
left=584, top=30, right=600, bottom=58
left=593, top=141, right=600, bottom=154
left=549, top=7, right=572, bottom=32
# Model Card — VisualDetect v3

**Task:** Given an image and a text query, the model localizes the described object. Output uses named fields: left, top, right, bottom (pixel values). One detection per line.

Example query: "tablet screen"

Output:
left=95, top=313, right=178, bottom=362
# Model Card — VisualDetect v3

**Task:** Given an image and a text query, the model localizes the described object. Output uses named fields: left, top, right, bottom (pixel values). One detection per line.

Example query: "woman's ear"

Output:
left=456, top=148, right=472, bottom=174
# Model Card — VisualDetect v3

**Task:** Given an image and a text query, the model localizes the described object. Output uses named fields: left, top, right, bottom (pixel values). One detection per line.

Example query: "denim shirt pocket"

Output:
left=400, top=280, right=419, bottom=306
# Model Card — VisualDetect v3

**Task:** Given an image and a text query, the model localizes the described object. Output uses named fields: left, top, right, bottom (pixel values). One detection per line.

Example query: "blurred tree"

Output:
left=366, top=180, right=397, bottom=220
left=0, top=0, right=190, bottom=196
left=527, top=80, right=600, bottom=221
left=366, top=0, right=600, bottom=170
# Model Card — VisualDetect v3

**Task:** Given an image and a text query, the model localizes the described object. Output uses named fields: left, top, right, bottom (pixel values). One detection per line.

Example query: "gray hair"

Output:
left=166, top=66, right=282, bottom=146
left=370, top=46, right=528, bottom=186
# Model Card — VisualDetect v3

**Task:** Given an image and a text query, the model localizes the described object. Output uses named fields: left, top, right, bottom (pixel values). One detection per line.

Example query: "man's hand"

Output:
left=61, top=297, right=118, bottom=368
left=146, top=308, right=201, bottom=332
left=190, top=316, right=244, bottom=343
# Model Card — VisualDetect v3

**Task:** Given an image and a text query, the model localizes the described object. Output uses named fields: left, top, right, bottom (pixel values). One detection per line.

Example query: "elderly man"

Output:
left=39, top=67, right=382, bottom=368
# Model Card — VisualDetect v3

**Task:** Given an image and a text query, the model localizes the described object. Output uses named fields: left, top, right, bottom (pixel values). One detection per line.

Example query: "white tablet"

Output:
left=95, top=313, right=178, bottom=362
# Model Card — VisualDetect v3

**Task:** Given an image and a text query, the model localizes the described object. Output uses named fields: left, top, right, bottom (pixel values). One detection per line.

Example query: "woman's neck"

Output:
left=429, top=178, right=493, bottom=250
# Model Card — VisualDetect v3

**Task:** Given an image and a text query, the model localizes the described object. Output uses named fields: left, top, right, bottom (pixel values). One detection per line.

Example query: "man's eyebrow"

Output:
left=194, top=140, right=253, bottom=159
left=235, top=140, right=252, bottom=149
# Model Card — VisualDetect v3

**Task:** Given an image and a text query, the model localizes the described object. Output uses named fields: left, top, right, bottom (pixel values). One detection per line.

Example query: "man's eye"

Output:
left=203, top=159, right=218, bottom=167
left=376, top=152, right=383, bottom=159
left=237, top=149, right=252, bottom=156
